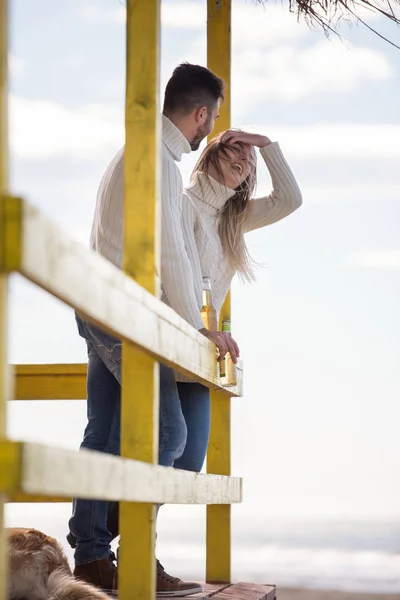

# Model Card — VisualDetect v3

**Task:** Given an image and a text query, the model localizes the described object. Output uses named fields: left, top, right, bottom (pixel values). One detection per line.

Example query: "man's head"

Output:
left=163, top=63, right=224, bottom=150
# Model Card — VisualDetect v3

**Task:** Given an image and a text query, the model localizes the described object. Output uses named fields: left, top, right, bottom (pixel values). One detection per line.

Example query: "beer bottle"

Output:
left=220, top=319, right=237, bottom=387
left=200, top=276, right=218, bottom=332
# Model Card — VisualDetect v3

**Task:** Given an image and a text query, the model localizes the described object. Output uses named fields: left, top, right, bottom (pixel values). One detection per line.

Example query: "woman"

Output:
left=173, top=130, right=302, bottom=473
left=183, top=130, right=302, bottom=321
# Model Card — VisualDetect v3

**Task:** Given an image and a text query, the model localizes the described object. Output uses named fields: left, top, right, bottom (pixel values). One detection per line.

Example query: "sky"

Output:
left=4, top=0, right=400, bottom=525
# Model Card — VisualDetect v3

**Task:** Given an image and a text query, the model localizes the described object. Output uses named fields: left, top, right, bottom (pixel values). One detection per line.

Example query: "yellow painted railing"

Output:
left=0, top=1, right=239, bottom=598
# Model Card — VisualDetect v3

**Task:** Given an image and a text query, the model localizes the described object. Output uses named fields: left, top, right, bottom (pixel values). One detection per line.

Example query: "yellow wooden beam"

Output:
left=0, top=440, right=22, bottom=494
left=0, top=280, right=8, bottom=600
left=14, top=363, right=86, bottom=400
left=8, top=493, right=71, bottom=503
left=207, top=0, right=233, bottom=585
left=120, top=0, right=161, bottom=597
left=207, top=0, right=231, bottom=136
left=0, top=195, right=22, bottom=272
left=206, top=393, right=232, bottom=583
left=0, top=1, right=9, bottom=597
left=207, top=0, right=232, bottom=324
left=207, top=0, right=232, bottom=323
left=11, top=361, right=243, bottom=400
left=123, top=2, right=161, bottom=298
left=0, top=284, right=7, bottom=437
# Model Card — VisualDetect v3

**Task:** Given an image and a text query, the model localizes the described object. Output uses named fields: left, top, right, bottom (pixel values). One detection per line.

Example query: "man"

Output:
left=68, top=63, right=239, bottom=596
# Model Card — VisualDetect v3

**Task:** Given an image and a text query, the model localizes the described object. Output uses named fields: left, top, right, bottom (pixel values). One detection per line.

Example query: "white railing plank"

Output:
left=20, top=442, right=242, bottom=505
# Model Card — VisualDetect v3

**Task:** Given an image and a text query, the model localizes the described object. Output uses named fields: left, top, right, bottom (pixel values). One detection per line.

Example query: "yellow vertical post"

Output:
left=120, top=0, right=161, bottom=598
left=0, top=1, right=9, bottom=599
left=206, top=0, right=232, bottom=584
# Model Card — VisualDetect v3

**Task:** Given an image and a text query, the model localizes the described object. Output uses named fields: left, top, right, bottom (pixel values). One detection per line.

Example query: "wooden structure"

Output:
left=161, top=583, right=276, bottom=599
left=0, top=0, right=276, bottom=598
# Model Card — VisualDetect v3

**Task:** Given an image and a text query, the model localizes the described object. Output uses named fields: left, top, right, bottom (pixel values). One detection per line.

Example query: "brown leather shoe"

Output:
left=156, top=560, right=201, bottom=597
left=74, top=555, right=118, bottom=594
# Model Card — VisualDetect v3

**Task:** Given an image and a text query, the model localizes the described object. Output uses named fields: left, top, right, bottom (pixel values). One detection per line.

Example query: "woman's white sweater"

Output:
left=176, top=142, right=303, bottom=320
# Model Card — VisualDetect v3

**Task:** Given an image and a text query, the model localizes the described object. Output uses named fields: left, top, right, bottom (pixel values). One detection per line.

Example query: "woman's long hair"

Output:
left=191, top=132, right=257, bottom=282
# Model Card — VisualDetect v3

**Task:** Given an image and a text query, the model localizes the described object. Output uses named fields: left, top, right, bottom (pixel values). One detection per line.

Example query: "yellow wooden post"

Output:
left=206, top=0, right=232, bottom=584
left=120, top=0, right=161, bottom=598
left=0, top=1, right=9, bottom=598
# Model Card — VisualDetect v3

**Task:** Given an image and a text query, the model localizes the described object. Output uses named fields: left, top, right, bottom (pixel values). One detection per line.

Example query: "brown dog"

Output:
left=7, top=528, right=111, bottom=600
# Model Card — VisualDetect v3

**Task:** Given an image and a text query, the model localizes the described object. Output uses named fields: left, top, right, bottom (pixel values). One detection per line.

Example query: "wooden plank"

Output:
left=120, top=350, right=158, bottom=600
left=207, top=0, right=233, bottom=586
left=12, top=361, right=243, bottom=400
left=207, top=393, right=231, bottom=583
left=7, top=492, right=70, bottom=503
left=213, top=582, right=276, bottom=599
left=119, top=0, right=161, bottom=595
left=157, top=583, right=231, bottom=599
left=0, top=0, right=9, bottom=598
left=0, top=492, right=5, bottom=600
left=14, top=363, right=86, bottom=400
left=1, top=197, right=243, bottom=397
left=0, top=440, right=21, bottom=493
left=164, top=583, right=276, bottom=600
left=1, top=441, right=242, bottom=504
left=207, top=0, right=231, bottom=134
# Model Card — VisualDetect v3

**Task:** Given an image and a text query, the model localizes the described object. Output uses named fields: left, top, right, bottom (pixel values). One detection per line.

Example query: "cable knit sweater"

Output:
left=90, top=116, right=302, bottom=353
left=179, top=143, right=302, bottom=322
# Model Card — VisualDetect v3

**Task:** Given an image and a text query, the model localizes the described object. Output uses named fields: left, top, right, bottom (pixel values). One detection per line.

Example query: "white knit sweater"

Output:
left=91, top=115, right=204, bottom=330
left=90, top=115, right=302, bottom=338
left=181, top=144, right=302, bottom=321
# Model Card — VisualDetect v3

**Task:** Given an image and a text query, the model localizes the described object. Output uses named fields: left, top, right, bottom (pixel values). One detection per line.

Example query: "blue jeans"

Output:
left=69, top=316, right=210, bottom=564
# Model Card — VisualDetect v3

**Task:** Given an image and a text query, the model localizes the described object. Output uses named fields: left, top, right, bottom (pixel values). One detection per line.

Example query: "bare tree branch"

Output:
left=255, top=0, right=400, bottom=47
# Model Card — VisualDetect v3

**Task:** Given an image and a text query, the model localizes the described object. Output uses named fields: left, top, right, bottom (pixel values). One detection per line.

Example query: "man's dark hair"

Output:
left=163, top=63, right=224, bottom=116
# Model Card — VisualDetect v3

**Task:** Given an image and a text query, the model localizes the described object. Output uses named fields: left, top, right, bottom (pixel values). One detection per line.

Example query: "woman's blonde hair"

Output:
left=191, top=132, right=257, bottom=282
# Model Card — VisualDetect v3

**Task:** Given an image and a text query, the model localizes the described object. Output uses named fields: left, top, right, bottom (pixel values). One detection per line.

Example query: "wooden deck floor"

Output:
left=156, top=582, right=276, bottom=599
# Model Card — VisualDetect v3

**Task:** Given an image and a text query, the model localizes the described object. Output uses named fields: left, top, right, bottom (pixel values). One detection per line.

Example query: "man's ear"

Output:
left=193, top=105, right=208, bottom=124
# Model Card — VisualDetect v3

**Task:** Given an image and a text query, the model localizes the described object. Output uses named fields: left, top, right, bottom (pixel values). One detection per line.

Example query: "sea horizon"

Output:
left=6, top=504, right=400, bottom=594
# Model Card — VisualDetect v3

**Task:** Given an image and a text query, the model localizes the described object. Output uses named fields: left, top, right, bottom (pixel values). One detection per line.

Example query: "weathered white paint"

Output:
left=21, top=443, right=242, bottom=505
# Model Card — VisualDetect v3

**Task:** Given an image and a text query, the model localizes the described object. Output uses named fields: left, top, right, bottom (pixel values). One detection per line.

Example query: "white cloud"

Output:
left=299, top=184, right=400, bottom=204
left=9, top=92, right=400, bottom=161
left=9, top=95, right=124, bottom=159
left=79, top=0, right=384, bottom=32
left=8, top=54, right=26, bottom=79
left=79, top=1, right=205, bottom=28
left=79, top=4, right=125, bottom=24
left=79, top=2, right=310, bottom=45
left=348, top=250, right=400, bottom=268
left=162, top=2, right=206, bottom=29
left=172, top=1, right=310, bottom=45
left=239, top=123, right=400, bottom=159
left=233, top=39, right=394, bottom=104
left=79, top=1, right=394, bottom=105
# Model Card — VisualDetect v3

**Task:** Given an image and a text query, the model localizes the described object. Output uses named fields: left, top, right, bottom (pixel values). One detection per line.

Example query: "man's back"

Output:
left=90, top=147, right=125, bottom=269
left=90, top=115, right=213, bottom=331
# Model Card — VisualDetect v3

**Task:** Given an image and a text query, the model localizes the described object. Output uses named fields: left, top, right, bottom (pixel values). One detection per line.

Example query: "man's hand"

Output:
left=199, top=328, right=240, bottom=364
left=222, top=130, right=272, bottom=149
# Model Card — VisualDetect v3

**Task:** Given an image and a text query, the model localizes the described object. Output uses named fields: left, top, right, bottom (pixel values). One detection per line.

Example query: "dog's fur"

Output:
left=7, top=528, right=111, bottom=600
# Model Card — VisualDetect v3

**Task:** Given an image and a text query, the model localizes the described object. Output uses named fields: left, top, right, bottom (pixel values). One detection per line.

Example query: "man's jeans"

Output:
left=68, top=316, right=210, bottom=564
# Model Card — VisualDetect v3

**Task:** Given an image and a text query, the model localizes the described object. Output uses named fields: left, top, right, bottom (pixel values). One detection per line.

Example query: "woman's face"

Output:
left=216, top=143, right=254, bottom=189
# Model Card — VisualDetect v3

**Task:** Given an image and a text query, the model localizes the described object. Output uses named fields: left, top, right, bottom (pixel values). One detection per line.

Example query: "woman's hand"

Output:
left=222, top=130, right=272, bottom=149
left=199, top=328, right=240, bottom=363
